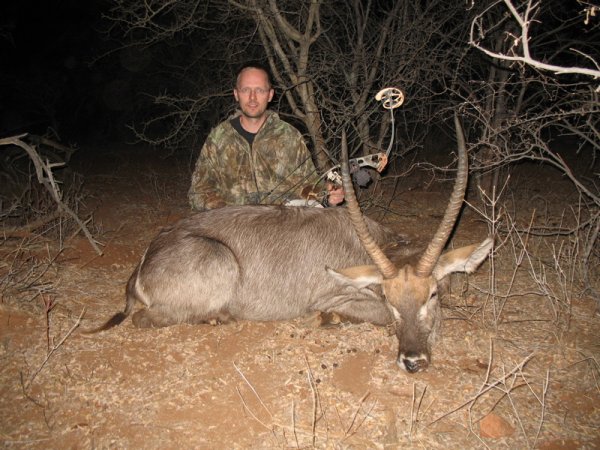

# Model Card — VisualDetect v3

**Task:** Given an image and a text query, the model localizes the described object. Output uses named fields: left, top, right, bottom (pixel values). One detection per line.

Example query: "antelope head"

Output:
left=334, top=114, right=492, bottom=373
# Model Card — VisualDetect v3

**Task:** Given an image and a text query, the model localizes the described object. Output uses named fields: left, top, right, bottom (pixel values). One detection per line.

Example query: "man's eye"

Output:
left=240, top=87, right=268, bottom=95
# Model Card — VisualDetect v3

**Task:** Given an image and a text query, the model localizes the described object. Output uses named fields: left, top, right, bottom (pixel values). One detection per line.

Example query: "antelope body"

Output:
left=93, top=115, right=492, bottom=373
left=123, top=206, right=407, bottom=325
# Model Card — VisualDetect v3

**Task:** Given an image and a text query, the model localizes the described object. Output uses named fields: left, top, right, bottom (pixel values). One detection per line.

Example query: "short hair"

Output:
left=235, top=61, right=273, bottom=88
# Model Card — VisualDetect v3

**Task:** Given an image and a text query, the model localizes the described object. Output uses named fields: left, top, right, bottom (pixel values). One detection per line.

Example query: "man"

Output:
left=188, top=62, right=344, bottom=210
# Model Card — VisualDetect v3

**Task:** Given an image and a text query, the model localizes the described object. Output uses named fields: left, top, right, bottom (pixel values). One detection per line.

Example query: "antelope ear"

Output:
left=326, top=265, right=383, bottom=288
left=433, top=237, right=493, bottom=280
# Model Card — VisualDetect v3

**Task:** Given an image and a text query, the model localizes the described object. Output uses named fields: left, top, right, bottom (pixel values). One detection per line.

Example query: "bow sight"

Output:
left=324, top=87, right=404, bottom=187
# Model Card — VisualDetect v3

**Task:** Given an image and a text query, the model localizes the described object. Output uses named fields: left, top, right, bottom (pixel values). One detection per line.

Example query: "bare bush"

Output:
left=468, top=190, right=585, bottom=330
left=0, top=237, right=59, bottom=308
left=0, top=134, right=102, bottom=309
left=451, top=0, right=600, bottom=308
left=0, top=134, right=101, bottom=253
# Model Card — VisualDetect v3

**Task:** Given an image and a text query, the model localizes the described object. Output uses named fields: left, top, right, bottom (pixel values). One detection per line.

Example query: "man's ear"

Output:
left=433, top=238, right=493, bottom=280
left=326, top=265, right=383, bottom=288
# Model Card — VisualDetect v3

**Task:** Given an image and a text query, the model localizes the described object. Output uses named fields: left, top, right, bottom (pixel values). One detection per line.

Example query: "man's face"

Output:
left=234, top=68, right=274, bottom=119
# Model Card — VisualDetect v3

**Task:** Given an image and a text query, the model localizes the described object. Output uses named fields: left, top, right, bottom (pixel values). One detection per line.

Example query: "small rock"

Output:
left=479, top=412, right=515, bottom=438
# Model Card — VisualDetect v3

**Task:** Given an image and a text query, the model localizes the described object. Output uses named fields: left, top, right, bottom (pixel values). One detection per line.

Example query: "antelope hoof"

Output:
left=301, top=311, right=343, bottom=328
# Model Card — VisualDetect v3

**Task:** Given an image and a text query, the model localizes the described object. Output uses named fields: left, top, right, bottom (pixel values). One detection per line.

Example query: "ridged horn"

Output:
left=341, top=130, right=397, bottom=279
left=415, top=113, right=469, bottom=277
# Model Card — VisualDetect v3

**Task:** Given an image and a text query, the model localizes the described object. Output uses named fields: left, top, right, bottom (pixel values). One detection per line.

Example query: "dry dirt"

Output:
left=1, top=145, right=599, bottom=449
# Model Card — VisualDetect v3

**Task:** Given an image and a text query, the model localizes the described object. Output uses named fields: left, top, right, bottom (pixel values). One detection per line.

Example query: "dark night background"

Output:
left=1, top=0, right=143, bottom=144
left=1, top=1, right=596, bottom=153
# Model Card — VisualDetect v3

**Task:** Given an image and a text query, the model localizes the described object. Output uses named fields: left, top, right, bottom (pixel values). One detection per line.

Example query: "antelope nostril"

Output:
left=404, top=359, right=419, bottom=373
left=397, top=353, right=429, bottom=373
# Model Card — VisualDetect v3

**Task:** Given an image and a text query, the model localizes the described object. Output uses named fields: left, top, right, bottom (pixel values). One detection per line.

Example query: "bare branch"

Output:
left=470, top=0, right=600, bottom=84
left=0, top=134, right=103, bottom=255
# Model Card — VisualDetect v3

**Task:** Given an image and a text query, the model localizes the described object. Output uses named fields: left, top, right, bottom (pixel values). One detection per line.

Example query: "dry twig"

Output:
left=429, top=349, right=534, bottom=426
left=23, top=307, right=86, bottom=391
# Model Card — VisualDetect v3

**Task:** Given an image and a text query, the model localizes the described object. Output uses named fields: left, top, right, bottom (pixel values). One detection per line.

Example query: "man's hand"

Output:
left=376, top=153, right=388, bottom=172
left=326, top=182, right=345, bottom=206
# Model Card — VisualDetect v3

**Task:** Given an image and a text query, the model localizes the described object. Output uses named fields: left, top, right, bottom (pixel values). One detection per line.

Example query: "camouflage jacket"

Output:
left=189, top=111, right=320, bottom=210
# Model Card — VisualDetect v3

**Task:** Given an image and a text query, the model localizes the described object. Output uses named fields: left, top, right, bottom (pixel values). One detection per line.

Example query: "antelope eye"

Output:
left=429, top=290, right=438, bottom=301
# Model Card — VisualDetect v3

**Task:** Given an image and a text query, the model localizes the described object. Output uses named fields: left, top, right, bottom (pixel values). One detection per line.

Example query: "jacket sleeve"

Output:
left=188, top=137, right=227, bottom=210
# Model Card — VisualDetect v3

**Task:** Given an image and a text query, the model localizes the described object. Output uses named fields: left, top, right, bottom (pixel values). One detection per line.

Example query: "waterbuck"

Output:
left=91, top=115, right=492, bottom=373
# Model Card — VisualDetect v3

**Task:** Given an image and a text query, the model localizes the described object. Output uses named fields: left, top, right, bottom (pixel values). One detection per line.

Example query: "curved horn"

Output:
left=415, top=113, right=469, bottom=277
left=341, top=130, right=397, bottom=279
